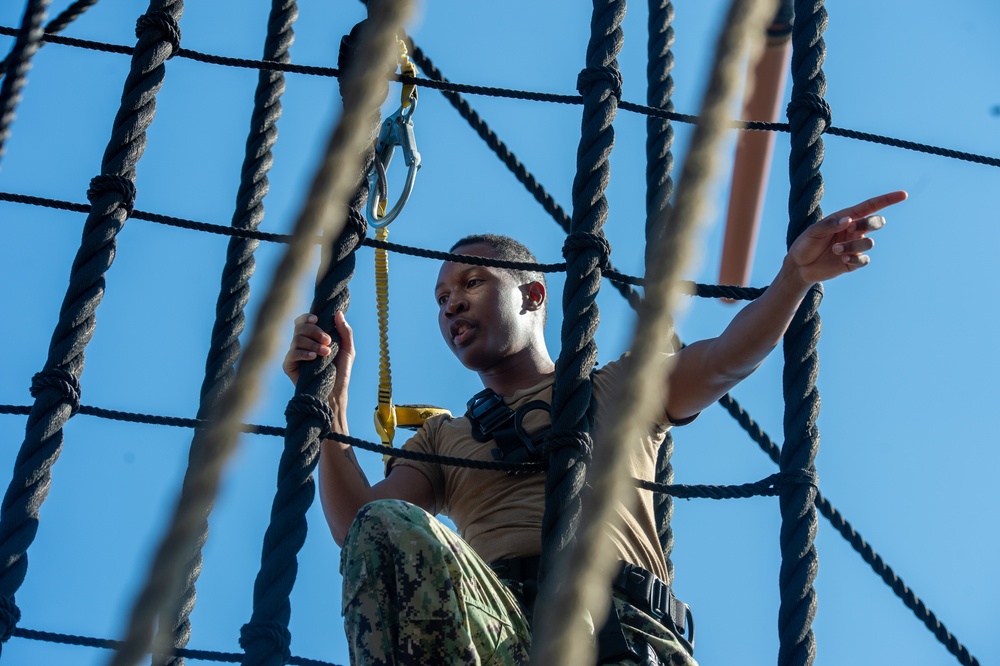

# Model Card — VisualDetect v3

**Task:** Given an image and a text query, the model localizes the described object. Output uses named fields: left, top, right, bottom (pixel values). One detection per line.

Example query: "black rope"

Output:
left=0, top=0, right=100, bottom=81
left=0, top=0, right=51, bottom=166
left=0, top=189, right=766, bottom=301
left=646, top=0, right=678, bottom=581
left=2, top=24, right=997, bottom=169
left=636, top=471, right=816, bottom=499
left=779, top=1, right=829, bottom=661
left=236, top=12, right=399, bottom=665
left=716, top=394, right=981, bottom=666
left=152, top=3, right=297, bottom=665
left=0, top=0, right=184, bottom=651
left=540, top=0, right=626, bottom=592
left=10, top=627, right=339, bottom=666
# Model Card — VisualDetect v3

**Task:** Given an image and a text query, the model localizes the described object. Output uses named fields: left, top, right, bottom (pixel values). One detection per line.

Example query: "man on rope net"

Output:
left=282, top=191, right=904, bottom=666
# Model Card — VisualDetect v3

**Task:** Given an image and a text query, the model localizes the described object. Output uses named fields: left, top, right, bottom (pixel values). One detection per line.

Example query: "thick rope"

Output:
left=236, top=9, right=401, bottom=666
left=103, top=4, right=409, bottom=665
left=151, top=3, right=298, bottom=665
left=0, top=0, right=182, bottom=654
left=778, top=1, right=829, bottom=664
left=0, top=0, right=50, bottom=166
left=0, top=0, right=100, bottom=81
left=530, top=1, right=775, bottom=663
left=646, top=0, right=678, bottom=581
left=536, top=0, right=625, bottom=610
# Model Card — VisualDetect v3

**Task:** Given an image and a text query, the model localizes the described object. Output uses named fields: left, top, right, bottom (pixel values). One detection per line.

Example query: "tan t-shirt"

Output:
left=388, top=354, right=687, bottom=583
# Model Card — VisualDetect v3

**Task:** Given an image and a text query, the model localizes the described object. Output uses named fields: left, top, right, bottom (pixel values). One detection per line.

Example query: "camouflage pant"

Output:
left=340, top=500, right=697, bottom=666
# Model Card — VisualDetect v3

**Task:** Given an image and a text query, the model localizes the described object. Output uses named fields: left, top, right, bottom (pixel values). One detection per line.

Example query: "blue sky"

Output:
left=1, top=1, right=999, bottom=665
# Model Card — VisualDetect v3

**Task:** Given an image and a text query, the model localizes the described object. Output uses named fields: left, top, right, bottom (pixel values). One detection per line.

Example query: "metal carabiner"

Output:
left=366, top=97, right=421, bottom=228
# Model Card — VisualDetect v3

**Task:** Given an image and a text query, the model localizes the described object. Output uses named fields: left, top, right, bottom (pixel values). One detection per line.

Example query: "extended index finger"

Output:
left=825, top=190, right=908, bottom=223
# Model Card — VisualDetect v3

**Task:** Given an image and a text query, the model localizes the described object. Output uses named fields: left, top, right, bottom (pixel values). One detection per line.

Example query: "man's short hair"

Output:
left=449, top=234, right=545, bottom=289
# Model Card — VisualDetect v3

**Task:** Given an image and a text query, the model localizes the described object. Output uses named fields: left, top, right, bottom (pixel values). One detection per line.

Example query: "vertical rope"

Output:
left=0, top=0, right=100, bottom=80
left=151, top=2, right=298, bottom=664
left=646, top=0, right=677, bottom=582
left=0, top=0, right=182, bottom=653
left=0, top=0, right=51, bottom=166
left=538, top=0, right=625, bottom=593
left=237, top=8, right=401, bottom=666
left=531, top=2, right=776, bottom=663
left=779, top=1, right=830, bottom=664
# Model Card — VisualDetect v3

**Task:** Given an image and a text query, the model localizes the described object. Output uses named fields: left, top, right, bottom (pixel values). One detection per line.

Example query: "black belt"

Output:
left=488, top=556, right=695, bottom=655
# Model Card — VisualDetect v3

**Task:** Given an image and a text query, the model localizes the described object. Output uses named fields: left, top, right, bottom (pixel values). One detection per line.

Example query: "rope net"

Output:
left=0, top=1, right=993, bottom=665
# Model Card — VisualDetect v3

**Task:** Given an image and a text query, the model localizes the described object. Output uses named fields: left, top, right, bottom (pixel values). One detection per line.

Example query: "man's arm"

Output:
left=664, top=191, right=907, bottom=422
left=284, top=311, right=436, bottom=546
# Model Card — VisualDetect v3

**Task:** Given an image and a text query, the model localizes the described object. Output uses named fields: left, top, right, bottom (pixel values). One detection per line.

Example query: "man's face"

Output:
left=435, top=243, right=534, bottom=371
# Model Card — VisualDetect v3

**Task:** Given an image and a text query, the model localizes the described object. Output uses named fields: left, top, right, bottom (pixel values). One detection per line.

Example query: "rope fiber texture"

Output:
left=646, top=0, right=678, bottom=582
left=778, top=1, right=829, bottom=664
left=0, top=0, right=50, bottom=166
left=237, top=9, right=401, bottom=666
left=536, top=3, right=626, bottom=645
left=0, top=0, right=183, bottom=655
left=151, top=2, right=298, bottom=665
left=0, top=0, right=99, bottom=81
left=530, top=1, right=777, bottom=663
left=102, top=3, right=410, bottom=665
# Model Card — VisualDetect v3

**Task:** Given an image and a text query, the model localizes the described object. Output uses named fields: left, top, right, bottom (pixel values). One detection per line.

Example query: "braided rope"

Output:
left=778, top=1, right=830, bottom=664
left=530, top=2, right=776, bottom=663
left=536, top=0, right=626, bottom=622
left=102, top=5, right=409, bottom=665
left=0, top=0, right=183, bottom=653
left=151, top=3, right=299, bottom=664
left=237, top=10, right=402, bottom=666
left=646, top=0, right=678, bottom=582
left=0, top=0, right=50, bottom=165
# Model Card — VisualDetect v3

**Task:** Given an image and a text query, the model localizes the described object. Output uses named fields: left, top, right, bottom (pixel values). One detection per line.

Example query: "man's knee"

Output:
left=342, top=499, right=429, bottom=555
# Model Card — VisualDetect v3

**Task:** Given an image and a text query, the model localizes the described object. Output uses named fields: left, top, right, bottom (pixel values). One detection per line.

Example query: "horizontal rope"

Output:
left=1, top=402, right=778, bottom=498
left=1, top=25, right=996, bottom=168
left=11, top=627, right=338, bottom=666
left=0, top=190, right=765, bottom=300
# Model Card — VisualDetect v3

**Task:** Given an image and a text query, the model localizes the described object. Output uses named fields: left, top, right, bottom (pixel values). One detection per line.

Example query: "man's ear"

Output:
left=524, top=281, right=546, bottom=312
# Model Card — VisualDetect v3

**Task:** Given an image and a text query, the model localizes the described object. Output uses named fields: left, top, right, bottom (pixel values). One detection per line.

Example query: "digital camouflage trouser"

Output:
left=341, top=500, right=698, bottom=666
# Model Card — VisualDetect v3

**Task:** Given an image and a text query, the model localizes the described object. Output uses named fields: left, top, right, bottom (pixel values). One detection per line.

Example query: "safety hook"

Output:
left=366, top=97, right=421, bottom=228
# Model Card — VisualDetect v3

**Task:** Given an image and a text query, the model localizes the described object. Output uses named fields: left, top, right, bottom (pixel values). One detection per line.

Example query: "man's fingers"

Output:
left=826, top=190, right=907, bottom=223
left=832, top=237, right=875, bottom=255
left=851, top=214, right=885, bottom=235
left=293, top=312, right=316, bottom=326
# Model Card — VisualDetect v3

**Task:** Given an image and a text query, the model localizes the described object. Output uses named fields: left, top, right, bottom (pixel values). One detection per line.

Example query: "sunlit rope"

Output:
left=530, top=0, right=777, bottom=662
left=1, top=24, right=997, bottom=168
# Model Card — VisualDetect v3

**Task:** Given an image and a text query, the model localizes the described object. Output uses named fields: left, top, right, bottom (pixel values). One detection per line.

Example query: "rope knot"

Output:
left=239, top=620, right=291, bottom=663
left=135, top=10, right=182, bottom=58
left=285, top=394, right=336, bottom=441
left=0, top=595, right=21, bottom=643
left=87, top=175, right=137, bottom=216
left=779, top=469, right=819, bottom=490
left=563, top=231, right=612, bottom=270
left=786, top=92, right=832, bottom=131
left=576, top=66, right=623, bottom=100
left=542, top=430, right=593, bottom=463
left=30, top=368, right=82, bottom=415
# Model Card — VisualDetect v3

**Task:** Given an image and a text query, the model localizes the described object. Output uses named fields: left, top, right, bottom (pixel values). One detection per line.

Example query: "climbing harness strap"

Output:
left=366, top=38, right=421, bottom=228
left=369, top=42, right=448, bottom=457
left=488, top=556, right=694, bottom=661
left=466, top=388, right=550, bottom=471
